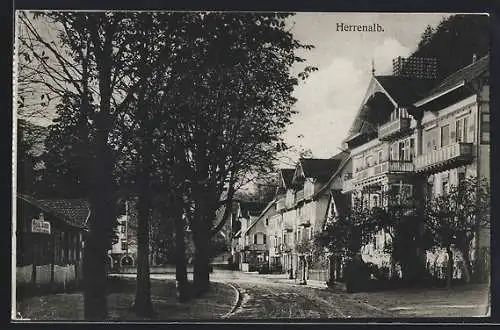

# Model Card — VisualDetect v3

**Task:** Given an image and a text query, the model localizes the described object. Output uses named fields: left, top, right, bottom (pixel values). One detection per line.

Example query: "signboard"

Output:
left=31, top=216, right=51, bottom=234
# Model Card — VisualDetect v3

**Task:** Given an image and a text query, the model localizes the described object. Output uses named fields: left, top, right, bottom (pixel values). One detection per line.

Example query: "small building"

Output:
left=108, top=199, right=137, bottom=272
left=15, top=195, right=88, bottom=295
left=232, top=200, right=266, bottom=271
left=241, top=200, right=277, bottom=272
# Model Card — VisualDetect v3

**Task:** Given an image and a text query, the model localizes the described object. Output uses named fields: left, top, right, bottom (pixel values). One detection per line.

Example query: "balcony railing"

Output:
left=378, top=117, right=411, bottom=141
left=343, top=178, right=355, bottom=192
left=283, top=221, right=293, bottom=231
left=296, top=190, right=304, bottom=202
left=276, top=198, right=286, bottom=211
left=414, top=142, right=473, bottom=174
left=298, top=216, right=311, bottom=227
left=354, top=160, right=414, bottom=183
left=246, top=243, right=267, bottom=251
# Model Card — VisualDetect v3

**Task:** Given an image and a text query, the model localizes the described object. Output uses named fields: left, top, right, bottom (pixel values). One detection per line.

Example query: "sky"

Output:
left=282, top=12, right=449, bottom=162
left=18, top=12, right=450, bottom=163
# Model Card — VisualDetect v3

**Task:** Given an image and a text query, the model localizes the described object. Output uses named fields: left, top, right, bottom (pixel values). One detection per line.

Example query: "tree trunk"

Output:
left=446, top=247, right=454, bottom=289
left=458, top=248, right=472, bottom=283
left=83, top=234, right=108, bottom=320
left=193, top=220, right=210, bottom=297
left=133, top=194, right=154, bottom=317
left=174, top=211, right=190, bottom=303
left=83, top=173, right=115, bottom=320
left=328, top=255, right=335, bottom=283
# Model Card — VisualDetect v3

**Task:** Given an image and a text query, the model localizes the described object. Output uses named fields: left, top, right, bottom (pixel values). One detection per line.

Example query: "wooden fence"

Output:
left=16, top=261, right=82, bottom=293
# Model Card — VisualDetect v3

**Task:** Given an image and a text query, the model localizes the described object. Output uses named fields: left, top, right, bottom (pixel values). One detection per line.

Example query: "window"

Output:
left=265, top=218, right=269, bottom=226
left=458, top=172, right=466, bottom=190
left=410, top=138, right=415, bottom=160
left=373, top=195, right=379, bottom=207
left=441, top=125, right=450, bottom=147
left=481, top=113, right=490, bottom=144
left=456, top=116, right=468, bottom=143
left=254, top=234, right=258, bottom=244
left=378, top=150, right=383, bottom=164
left=424, top=127, right=438, bottom=152
left=442, top=181, right=449, bottom=196
left=263, top=234, right=267, bottom=245
left=121, top=241, right=127, bottom=251
left=426, top=182, right=434, bottom=200
left=121, top=223, right=126, bottom=233
left=399, top=142, right=405, bottom=161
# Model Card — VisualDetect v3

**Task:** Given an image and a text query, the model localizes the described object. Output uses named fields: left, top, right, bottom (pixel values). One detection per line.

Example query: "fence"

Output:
left=35, top=265, right=51, bottom=285
left=308, top=268, right=329, bottom=282
left=53, top=264, right=76, bottom=289
left=16, top=265, right=33, bottom=285
left=16, top=261, right=81, bottom=293
left=115, top=265, right=194, bottom=274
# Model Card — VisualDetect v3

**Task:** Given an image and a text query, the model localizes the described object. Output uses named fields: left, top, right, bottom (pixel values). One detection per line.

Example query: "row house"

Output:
left=342, top=55, right=490, bottom=280
left=231, top=200, right=266, bottom=271
left=273, top=156, right=349, bottom=283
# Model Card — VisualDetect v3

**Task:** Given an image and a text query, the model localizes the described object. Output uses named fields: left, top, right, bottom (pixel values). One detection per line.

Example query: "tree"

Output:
left=37, top=94, right=90, bottom=198
left=314, top=194, right=374, bottom=286
left=410, top=14, right=489, bottom=79
left=417, top=25, right=434, bottom=49
left=368, top=186, right=433, bottom=283
left=16, top=119, right=46, bottom=195
left=157, top=12, right=317, bottom=296
left=424, top=176, right=490, bottom=288
left=17, top=12, right=177, bottom=319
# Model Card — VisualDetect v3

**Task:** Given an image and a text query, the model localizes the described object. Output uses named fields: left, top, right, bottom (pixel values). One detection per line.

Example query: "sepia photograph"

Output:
left=12, top=10, right=491, bottom=322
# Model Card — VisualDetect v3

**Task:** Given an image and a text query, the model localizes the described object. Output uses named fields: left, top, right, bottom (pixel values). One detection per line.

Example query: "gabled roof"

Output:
left=239, top=201, right=266, bottom=219
left=296, top=158, right=343, bottom=183
left=18, top=194, right=89, bottom=229
left=279, top=168, right=295, bottom=189
left=375, top=75, right=435, bottom=106
left=312, top=152, right=351, bottom=199
left=416, top=54, right=489, bottom=106
left=321, top=189, right=350, bottom=229
left=345, top=74, right=435, bottom=142
left=242, top=199, right=276, bottom=236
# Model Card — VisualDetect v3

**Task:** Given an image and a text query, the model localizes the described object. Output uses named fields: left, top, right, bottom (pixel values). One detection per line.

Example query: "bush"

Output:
left=270, top=264, right=282, bottom=274
left=258, top=264, right=271, bottom=274
left=344, top=258, right=372, bottom=292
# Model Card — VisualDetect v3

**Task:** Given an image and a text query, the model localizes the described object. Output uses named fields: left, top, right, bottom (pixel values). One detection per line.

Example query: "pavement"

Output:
left=111, top=270, right=490, bottom=319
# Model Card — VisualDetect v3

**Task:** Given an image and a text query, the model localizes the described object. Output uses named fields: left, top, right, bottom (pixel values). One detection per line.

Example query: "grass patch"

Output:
left=16, top=277, right=235, bottom=321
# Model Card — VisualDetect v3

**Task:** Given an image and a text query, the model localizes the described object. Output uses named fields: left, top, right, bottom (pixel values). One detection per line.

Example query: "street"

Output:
left=112, top=269, right=489, bottom=319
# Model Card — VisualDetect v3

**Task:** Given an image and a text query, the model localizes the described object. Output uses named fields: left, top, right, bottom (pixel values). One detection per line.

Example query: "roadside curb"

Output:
left=221, top=282, right=242, bottom=319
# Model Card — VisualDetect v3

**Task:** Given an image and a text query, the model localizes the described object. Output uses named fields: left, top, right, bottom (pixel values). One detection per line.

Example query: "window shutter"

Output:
left=468, top=118, right=475, bottom=142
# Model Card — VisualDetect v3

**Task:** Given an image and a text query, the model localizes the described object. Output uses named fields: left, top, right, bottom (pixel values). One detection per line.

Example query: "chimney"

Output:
left=472, top=53, right=477, bottom=63
left=392, top=56, right=437, bottom=79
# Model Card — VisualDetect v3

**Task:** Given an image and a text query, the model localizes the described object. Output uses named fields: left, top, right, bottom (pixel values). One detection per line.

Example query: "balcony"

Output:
left=296, top=190, right=304, bottom=203
left=343, top=178, right=355, bottom=192
left=276, top=198, right=286, bottom=212
left=414, top=142, right=474, bottom=174
left=298, top=216, right=311, bottom=227
left=354, top=160, right=414, bottom=184
left=378, top=117, right=412, bottom=141
left=246, top=244, right=267, bottom=252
